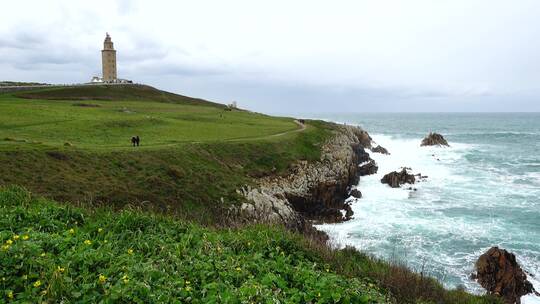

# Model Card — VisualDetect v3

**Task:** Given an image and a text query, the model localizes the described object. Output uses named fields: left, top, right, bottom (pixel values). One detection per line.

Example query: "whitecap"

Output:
left=316, top=131, right=540, bottom=302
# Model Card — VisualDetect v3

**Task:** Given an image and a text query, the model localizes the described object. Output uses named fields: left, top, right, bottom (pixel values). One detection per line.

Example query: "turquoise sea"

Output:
left=314, top=113, right=540, bottom=303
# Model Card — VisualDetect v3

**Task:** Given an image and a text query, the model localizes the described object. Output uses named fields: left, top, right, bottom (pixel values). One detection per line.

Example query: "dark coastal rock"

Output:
left=349, top=188, right=362, bottom=199
left=371, top=145, right=390, bottom=155
left=344, top=203, right=354, bottom=219
left=238, top=124, right=375, bottom=228
left=352, top=128, right=373, bottom=149
left=421, top=132, right=449, bottom=147
left=381, top=168, right=416, bottom=188
left=414, top=173, right=428, bottom=181
left=355, top=143, right=370, bottom=162
left=475, top=246, right=536, bottom=304
left=358, top=160, right=378, bottom=176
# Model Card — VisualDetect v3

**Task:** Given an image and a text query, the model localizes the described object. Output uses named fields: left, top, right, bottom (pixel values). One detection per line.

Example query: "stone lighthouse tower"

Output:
left=101, top=33, right=117, bottom=82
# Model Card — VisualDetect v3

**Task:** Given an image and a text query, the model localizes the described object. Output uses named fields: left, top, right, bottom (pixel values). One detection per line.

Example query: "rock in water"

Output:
left=372, top=145, right=390, bottom=155
left=381, top=168, right=416, bottom=188
left=358, top=160, right=378, bottom=176
left=349, top=188, right=362, bottom=199
left=421, top=132, right=449, bottom=147
left=475, top=246, right=536, bottom=304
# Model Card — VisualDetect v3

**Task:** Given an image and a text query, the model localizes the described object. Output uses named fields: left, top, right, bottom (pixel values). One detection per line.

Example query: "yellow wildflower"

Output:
left=13, top=235, right=20, bottom=240
left=40, top=253, right=46, bottom=257
left=5, top=239, right=13, bottom=245
left=185, top=280, right=190, bottom=285
left=22, top=235, right=29, bottom=240
left=127, top=248, right=133, bottom=255
left=98, top=274, right=107, bottom=284
left=247, top=242, right=251, bottom=246
left=7, top=291, right=13, bottom=299
left=84, top=240, right=92, bottom=245
left=57, top=266, right=65, bottom=273
left=33, top=280, right=41, bottom=288
left=122, top=275, right=129, bottom=284
left=98, top=228, right=103, bottom=233
left=185, top=286, right=192, bottom=292
left=1, top=245, right=9, bottom=251
left=68, top=228, right=75, bottom=234
left=236, top=267, right=241, bottom=271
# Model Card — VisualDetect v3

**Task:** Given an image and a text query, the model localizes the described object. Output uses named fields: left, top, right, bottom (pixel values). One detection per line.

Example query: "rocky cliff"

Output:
left=236, top=124, right=376, bottom=231
left=474, top=247, right=537, bottom=304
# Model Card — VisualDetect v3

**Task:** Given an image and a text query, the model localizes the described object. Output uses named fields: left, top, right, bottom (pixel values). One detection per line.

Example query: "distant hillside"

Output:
left=0, top=81, right=49, bottom=87
left=15, top=84, right=225, bottom=108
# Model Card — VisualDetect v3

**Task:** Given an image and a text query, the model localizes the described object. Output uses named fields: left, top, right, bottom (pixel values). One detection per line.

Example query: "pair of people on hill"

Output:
left=131, top=136, right=140, bottom=147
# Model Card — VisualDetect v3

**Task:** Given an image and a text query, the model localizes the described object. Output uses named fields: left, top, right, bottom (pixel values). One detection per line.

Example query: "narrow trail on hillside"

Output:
left=222, top=120, right=307, bottom=142
left=58, top=120, right=308, bottom=150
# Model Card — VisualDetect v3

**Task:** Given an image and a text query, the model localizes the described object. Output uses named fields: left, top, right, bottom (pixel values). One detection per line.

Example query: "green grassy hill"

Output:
left=0, top=84, right=332, bottom=222
left=16, top=84, right=224, bottom=107
left=2, top=84, right=300, bottom=149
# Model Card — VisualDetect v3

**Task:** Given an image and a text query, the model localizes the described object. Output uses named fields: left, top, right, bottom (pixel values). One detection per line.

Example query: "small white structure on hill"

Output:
left=91, top=76, right=103, bottom=83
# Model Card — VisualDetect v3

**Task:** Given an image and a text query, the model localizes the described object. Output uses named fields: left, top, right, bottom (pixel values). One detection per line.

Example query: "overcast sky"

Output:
left=1, top=0, right=539, bottom=113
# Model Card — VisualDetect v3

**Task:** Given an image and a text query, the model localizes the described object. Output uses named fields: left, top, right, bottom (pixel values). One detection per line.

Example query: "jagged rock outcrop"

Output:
left=381, top=168, right=416, bottom=188
left=475, top=247, right=536, bottom=304
left=421, top=132, right=449, bottom=147
left=371, top=145, right=390, bottom=155
left=235, top=125, right=374, bottom=229
left=349, top=188, right=362, bottom=199
left=358, top=160, right=378, bottom=176
left=356, top=129, right=373, bottom=149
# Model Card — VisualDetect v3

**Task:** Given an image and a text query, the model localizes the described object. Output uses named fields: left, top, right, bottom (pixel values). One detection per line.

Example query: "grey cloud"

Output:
left=0, top=30, right=47, bottom=50
left=124, top=60, right=227, bottom=77
left=1, top=1, right=539, bottom=113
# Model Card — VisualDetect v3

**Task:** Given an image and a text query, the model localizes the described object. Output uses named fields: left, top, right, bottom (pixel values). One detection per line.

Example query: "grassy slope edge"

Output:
left=15, top=84, right=225, bottom=108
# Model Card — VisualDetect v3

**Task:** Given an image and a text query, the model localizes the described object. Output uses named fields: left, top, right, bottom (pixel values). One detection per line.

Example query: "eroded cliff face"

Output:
left=236, top=125, right=376, bottom=231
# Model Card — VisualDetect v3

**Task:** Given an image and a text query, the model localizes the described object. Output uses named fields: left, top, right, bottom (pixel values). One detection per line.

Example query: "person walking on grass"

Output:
left=131, top=136, right=140, bottom=147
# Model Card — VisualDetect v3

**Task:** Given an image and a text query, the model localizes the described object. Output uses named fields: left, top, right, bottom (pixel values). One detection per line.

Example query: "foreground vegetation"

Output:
left=0, top=187, right=500, bottom=303
left=0, top=186, right=391, bottom=303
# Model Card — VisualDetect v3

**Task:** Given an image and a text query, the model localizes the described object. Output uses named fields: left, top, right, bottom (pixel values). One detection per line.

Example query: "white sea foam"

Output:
left=316, top=133, right=540, bottom=303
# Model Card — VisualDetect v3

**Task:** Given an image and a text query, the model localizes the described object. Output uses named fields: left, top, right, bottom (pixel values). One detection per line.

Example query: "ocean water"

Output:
left=314, top=113, right=540, bottom=303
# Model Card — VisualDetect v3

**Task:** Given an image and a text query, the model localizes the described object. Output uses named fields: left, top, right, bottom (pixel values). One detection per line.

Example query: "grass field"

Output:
left=1, top=85, right=301, bottom=150
left=0, top=85, right=333, bottom=222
